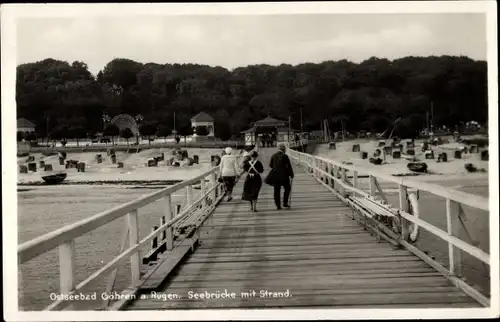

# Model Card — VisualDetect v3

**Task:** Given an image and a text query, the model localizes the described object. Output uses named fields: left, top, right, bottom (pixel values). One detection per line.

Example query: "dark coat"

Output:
left=268, top=151, right=294, bottom=186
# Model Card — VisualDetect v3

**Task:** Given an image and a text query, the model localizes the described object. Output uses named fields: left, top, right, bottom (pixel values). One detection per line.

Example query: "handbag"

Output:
left=264, top=169, right=276, bottom=186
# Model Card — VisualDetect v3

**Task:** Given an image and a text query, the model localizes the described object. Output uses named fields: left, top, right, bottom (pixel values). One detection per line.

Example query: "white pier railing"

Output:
left=286, top=146, right=490, bottom=308
left=18, top=166, right=224, bottom=311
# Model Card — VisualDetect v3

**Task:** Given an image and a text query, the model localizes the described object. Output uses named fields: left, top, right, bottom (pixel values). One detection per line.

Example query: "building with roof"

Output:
left=17, top=118, right=36, bottom=133
left=240, top=114, right=297, bottom=146
left=191, top=112, right=215, bottom=139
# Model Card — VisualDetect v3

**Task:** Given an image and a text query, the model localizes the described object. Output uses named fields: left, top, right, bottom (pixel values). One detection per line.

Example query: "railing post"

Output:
left=210, top=172, right=217, bottom=202
left=161, top=217, right=166, bottom=240
left=330, top=165, right=335, bottom=190
left=324, top=161, right=329, bottom=183
left=59, top=240, right=76, bottom=304
left=398, top=184, right=409, bottom=241
left=446, top=198, right=463, bottom=277
left=353, top=171, right=358, bottom=198
left=151, top=226, right=158, bottom=249
left=186, top=185, right=193, bottom=207
left=127, top=210, right=140, bottom=286
left=340, top=167, right=347, bottom=196
left=319, top=160, right=323, bottom=181
left=369, top=175, right=376, bottom=198
left=164, top=195, right=173, bottom=251
left=201, top=176, right=207, bottom=208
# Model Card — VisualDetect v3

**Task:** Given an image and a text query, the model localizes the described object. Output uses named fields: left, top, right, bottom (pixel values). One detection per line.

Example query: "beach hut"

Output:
left=437, top=152, right=448, bottom=163
left=28, top=162, right=37, bottom=172
left=147, top=158, right=157, bottom=167
left=77, top=162, right=86, bottom=172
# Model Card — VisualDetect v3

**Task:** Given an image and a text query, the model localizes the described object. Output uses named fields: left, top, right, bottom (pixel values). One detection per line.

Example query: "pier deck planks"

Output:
left=125, top=149, right=480, bottom=309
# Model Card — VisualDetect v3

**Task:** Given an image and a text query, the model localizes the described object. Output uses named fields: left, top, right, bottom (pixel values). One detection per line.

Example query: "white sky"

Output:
left=16, top=13, right=486, bottom=76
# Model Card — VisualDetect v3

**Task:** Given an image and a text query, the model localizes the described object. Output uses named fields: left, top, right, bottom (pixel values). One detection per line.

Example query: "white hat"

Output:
left=225, top=147, right=232, bottom=155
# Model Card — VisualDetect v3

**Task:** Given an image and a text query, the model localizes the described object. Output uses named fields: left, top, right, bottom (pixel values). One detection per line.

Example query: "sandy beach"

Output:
left=16, top=148, right=228, bottom=185
left=311, top=139, right=488, bottom=179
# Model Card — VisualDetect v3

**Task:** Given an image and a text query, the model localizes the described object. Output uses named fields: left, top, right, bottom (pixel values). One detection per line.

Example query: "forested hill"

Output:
left=16, top=56, right=487, bottom=140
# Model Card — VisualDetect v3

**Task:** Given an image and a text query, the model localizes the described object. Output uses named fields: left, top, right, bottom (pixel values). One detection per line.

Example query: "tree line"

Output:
left=16, top=55, right=487, bottom=141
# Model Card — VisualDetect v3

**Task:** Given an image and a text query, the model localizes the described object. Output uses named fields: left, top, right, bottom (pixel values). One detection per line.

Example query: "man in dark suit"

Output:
left=269, top=143, right=294, bottom=210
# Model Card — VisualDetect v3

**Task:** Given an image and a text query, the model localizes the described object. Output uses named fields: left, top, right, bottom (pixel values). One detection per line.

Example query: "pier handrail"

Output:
left=18, top=165, right=223, bottom=311
left=286, top=146, right=490, bottom=307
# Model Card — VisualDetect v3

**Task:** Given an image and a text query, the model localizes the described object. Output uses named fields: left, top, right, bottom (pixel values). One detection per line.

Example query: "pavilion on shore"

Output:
left=241, top=114, right=298, bottom=146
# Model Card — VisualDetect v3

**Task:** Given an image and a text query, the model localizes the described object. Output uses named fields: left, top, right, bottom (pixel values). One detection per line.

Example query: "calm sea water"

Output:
left=17, top=179, right=490, bottom=310
left=17, top=185, right=192, bottom=311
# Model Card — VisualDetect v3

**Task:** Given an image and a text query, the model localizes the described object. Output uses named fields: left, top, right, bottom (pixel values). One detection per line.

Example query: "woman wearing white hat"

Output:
left=219, top=147, right=240, bottom=201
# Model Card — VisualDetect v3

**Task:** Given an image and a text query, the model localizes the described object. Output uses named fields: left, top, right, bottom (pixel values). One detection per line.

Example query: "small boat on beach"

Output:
left=42, top=172, right=67, bottom=184
left=407, top=162, right=428, bottom=173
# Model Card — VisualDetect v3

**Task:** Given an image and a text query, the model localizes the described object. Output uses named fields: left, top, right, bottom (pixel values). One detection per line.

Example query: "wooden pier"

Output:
left=16, top=144, right=491, bottom=311
left=126, top=164, right=480, bottom=309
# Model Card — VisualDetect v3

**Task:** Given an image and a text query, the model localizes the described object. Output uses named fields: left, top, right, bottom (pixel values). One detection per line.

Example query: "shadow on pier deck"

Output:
left=124, top=149, right=480, bottom=310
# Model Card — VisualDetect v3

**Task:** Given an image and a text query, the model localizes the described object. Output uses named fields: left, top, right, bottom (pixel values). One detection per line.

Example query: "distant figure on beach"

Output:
left=175, top=136, right=180, bottom=144
left=261, top=134, right=266, bottom=148
left=242, top=151, right=264, bottom=212
left=218, top=147, right=240, bottom=202
left=268, top=143, right=294, bottom=210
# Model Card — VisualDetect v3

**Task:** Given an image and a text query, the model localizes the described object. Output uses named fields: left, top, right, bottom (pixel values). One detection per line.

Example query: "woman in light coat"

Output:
left=219, top=147, right=240, bottom=201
